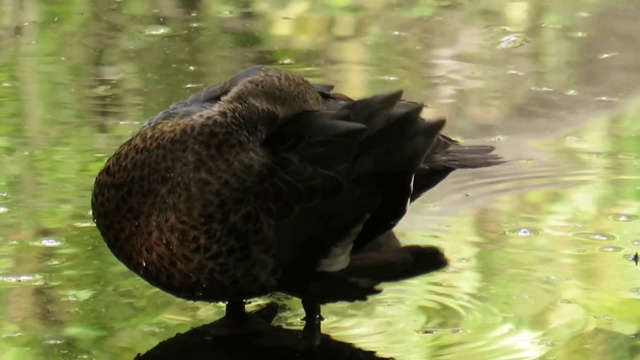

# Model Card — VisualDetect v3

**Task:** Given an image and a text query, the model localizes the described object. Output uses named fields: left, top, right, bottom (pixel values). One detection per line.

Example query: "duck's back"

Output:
left=92, top=103, right=281, bottom=301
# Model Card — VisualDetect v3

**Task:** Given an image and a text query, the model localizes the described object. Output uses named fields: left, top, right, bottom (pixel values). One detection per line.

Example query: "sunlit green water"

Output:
left=1, top=1, right=640, bottom=359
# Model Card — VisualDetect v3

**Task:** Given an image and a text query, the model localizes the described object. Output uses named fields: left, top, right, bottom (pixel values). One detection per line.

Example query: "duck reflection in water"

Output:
left=136, top=302, right=392, bottom=360
left=91, top=66, right=503, bottom=351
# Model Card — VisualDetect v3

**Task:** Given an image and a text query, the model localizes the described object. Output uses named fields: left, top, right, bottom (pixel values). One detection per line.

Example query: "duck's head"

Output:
left=219, top=67, right=325, bottom=124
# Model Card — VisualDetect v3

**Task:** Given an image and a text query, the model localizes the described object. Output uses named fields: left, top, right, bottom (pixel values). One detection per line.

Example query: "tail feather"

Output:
left=424, top=142, right=505, bottom=170
left=410, top=137, right=504, bottom=201
left=335, top=90, right=404, bottom=136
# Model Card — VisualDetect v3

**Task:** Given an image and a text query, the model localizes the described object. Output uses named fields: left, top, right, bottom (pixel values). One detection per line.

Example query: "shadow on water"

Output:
left=2, top=0, right=640, bottom=359
left=136, top=303, right=389, bottom=360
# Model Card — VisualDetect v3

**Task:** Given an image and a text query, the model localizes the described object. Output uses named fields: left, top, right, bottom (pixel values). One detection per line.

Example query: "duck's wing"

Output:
left=343, top=97, right=446, bottom=250
left=143, top=66, right=266, bottom=127
left=255, top=89, right=447, bottom=301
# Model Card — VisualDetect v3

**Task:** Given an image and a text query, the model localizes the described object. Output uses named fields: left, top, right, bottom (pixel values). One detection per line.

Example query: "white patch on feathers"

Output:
left=316, top=222, right=363, bottom=272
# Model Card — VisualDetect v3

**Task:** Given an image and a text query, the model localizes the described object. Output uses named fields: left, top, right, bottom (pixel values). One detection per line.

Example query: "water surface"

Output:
left=1, top=1, right=640, bottom=359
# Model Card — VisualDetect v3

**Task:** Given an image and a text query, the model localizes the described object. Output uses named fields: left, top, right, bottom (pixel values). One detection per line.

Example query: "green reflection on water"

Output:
left=1, top=0, right=640, bottom=359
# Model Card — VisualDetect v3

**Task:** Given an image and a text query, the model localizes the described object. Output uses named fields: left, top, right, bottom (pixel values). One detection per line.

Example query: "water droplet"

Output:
left=506, top=227, right=540, bottom=237
left=608, top=213, right=638, bottom=222
left=506, top=70, right=524, bottom=76
left=565, top=135, right=582, bottom=142
left=538, top=339, right=555, bottom=347
left=573, top=232, right=616, bottom=241
left=616, top=153, right=638, bottom=160
left=530, top=86, right=554, bottom=92
left=598, top=52, right=619, bottom=59
left=183, top=83, right=203, bottom=89
left=0, top=206, right=8, bottom=214
left=631, top=239, right=640, bottom=246
left=594, top=96, right=619, bottom=102
left=540, top=23, right=563, bottom=29
left=598, top=246, right=622, bottom=253
left=576, top=11, right=592, bottom=18
left=29, top=238, right=64, bottom=247
left=378, top=75, right=398, bottom=81
left=578, top=151, right=606, bottom=159
left=593, top=314, right=613, bottom=321
left=43, top=238, right=61, bottom=246
left=143, top=25, right=173, bottom=36
left=277, top=58, right=295, bottom=65
left=497, top=34, right=529, bottom=49
left=0, top=274, right=45, bottom=286
left=46, top=259, right=64, bottom=266
left=564, top=89, right=578, bottom=96
left=567, top=31, right=587, bottom=38
left=44, top=338, right=64, bottom=345
left=420, top=327, right=464, bottom=335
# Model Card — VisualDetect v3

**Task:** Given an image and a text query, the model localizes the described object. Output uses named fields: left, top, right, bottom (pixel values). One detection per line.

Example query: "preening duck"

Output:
left=91, top=66, right=503, bottom=347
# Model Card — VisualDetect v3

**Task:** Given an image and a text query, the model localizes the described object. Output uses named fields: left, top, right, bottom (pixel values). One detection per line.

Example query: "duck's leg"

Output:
left=302, top=299, right=323, bottom=348
left=225, top=300, right=246, bottom=319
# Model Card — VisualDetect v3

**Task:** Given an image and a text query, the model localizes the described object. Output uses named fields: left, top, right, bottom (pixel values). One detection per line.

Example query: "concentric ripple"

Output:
left=316, top=137, right=640, bottom=360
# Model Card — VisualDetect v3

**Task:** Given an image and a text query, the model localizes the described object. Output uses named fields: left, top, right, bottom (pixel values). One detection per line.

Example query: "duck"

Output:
left=91, top=65, right=502, bottom=347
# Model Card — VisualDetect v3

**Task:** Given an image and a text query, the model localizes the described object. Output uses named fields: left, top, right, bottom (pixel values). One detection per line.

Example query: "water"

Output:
left=1, top=1, right=640, bottom=359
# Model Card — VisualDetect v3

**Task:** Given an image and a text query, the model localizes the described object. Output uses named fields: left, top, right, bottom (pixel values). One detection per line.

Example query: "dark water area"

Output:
left=1, top=1, right=640, bottom=359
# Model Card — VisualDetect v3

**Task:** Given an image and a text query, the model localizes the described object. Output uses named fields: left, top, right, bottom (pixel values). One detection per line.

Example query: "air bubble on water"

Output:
left=572, top=232, right=616, bottom=241
left=506, top=227, right=540, bottom=237
left=567, top=31, right=587, bottom=38
left=594, top=96, right=619, bottom=102
left=277, top=58, right=295, bottom=65
left=29, top=238, right=65, bottom=247
left=497, top=34, right=529, bottom=49
left=598, top=52, right=619, bottom=59
left=597, top=246, right=622, bottom=253
left=608, top=213, right=638, bottom=222
left=143, top=25, right=173, bottom=36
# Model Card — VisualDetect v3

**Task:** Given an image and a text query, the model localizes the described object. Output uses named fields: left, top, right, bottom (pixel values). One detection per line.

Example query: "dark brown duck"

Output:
left=91, top=66, right=502, bottom=345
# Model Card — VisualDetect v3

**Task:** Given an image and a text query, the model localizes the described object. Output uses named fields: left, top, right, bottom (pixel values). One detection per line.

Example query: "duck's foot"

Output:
left=225, top=300, right=246, bottom=319
left=302, top=299, right=324, bottom=350
left=208, top=301, right=275, bottom=336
